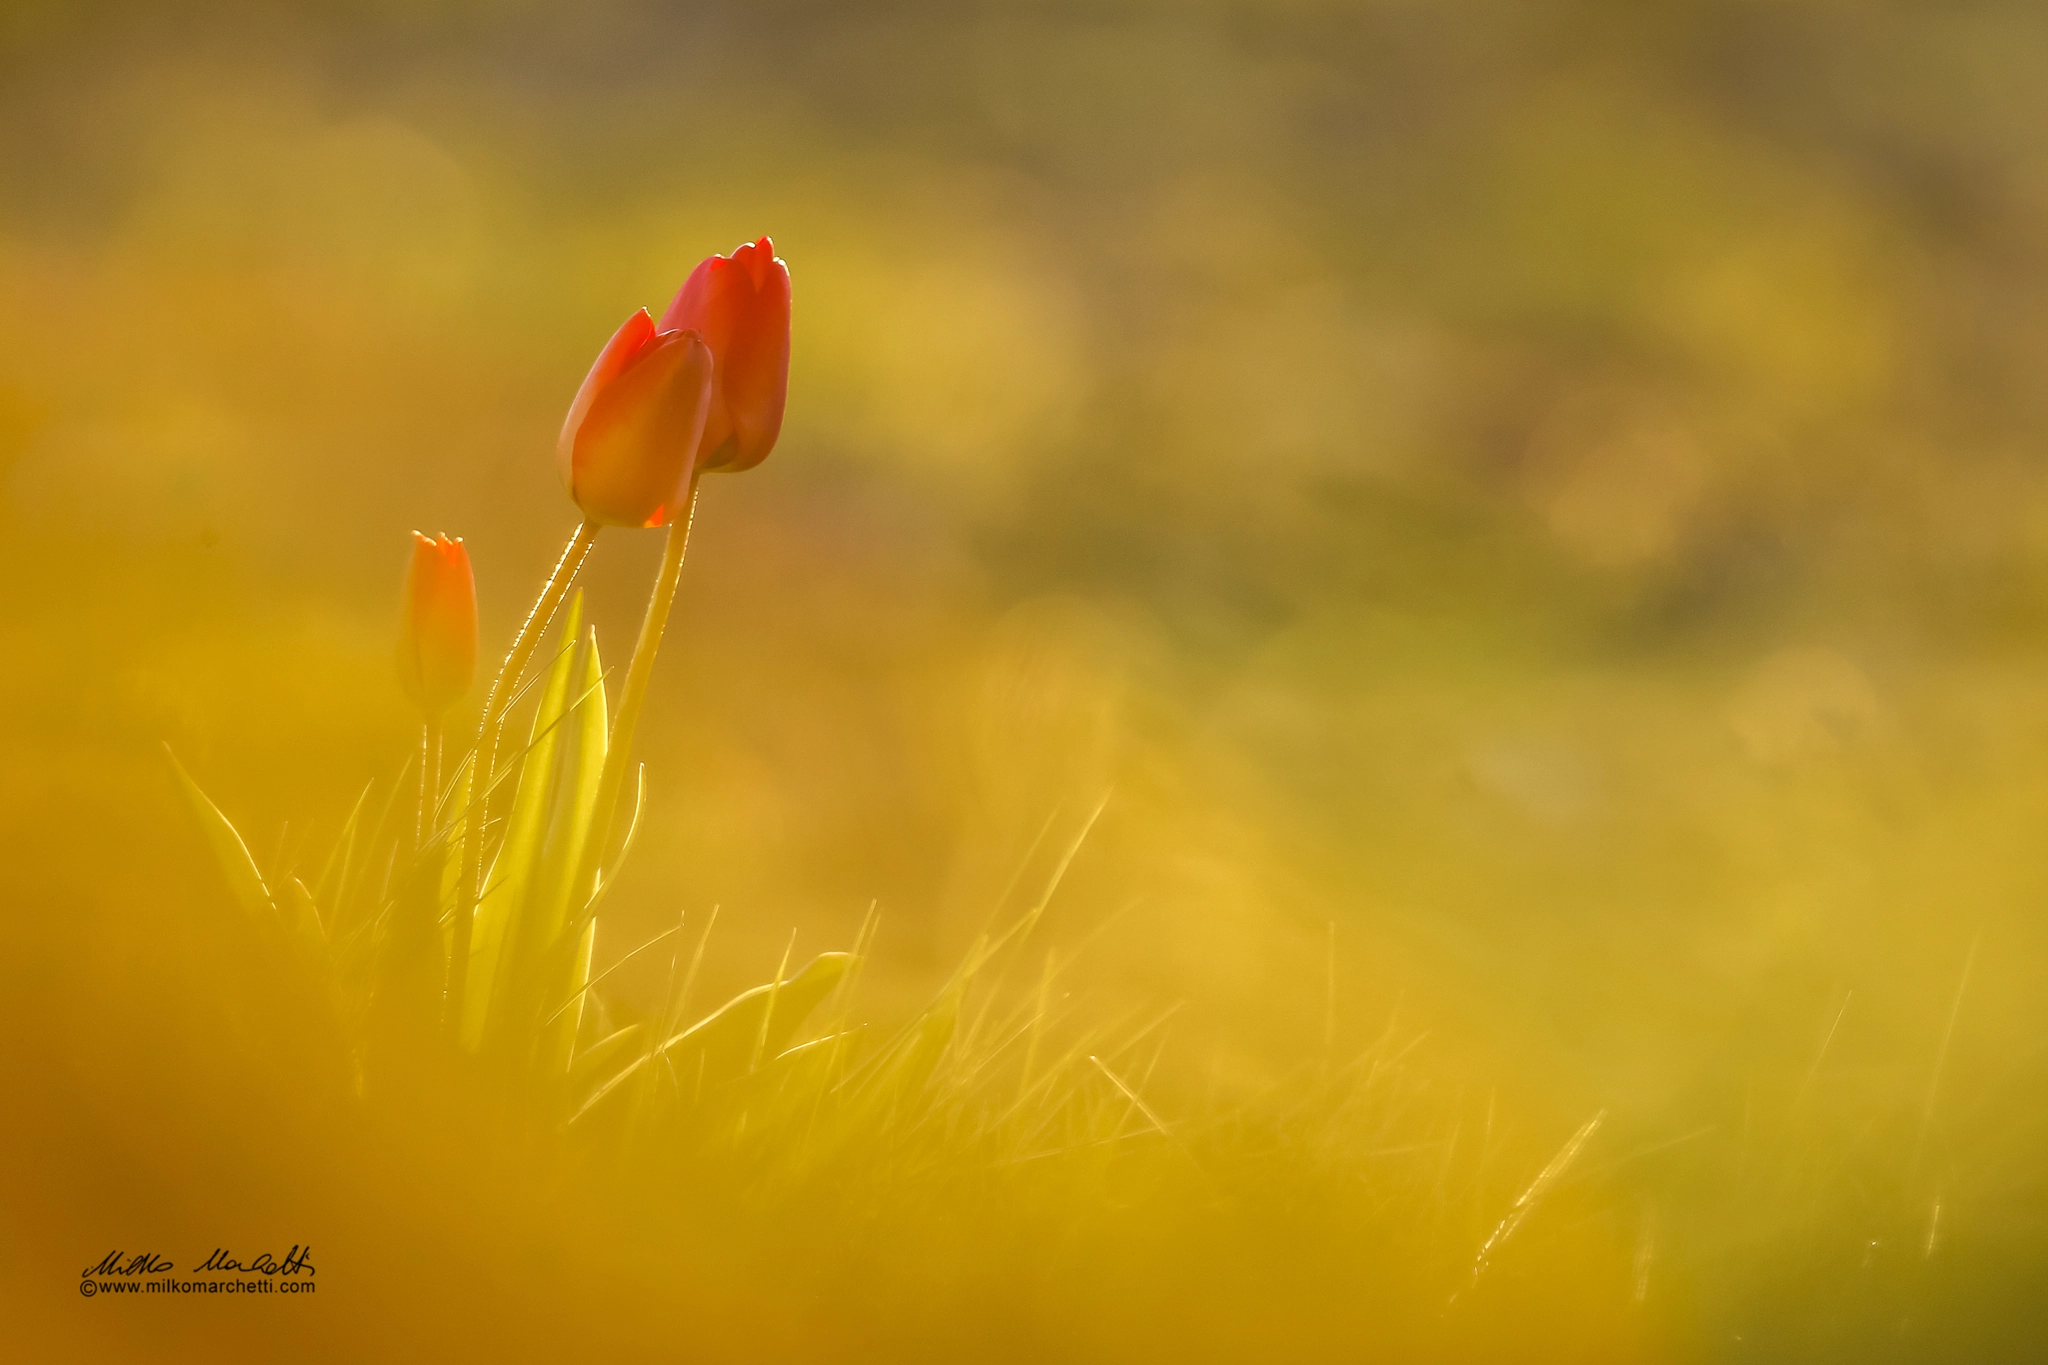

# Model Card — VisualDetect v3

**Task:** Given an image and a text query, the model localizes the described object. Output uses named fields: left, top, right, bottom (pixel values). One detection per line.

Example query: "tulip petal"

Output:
left=733, top=235, right=777, bottom=291
left=716, top=248, right=790, bottom=472
left=657, top=239, right=790, bottom=474
left=659, top=257, right=734, bottom=465
left=567, top=330, right=714, bottom=528
left=558, top=309, right=659, bottom=491
left=657, top=255, right=719, bottom=342
left=397, top=531, right=478, bottom=716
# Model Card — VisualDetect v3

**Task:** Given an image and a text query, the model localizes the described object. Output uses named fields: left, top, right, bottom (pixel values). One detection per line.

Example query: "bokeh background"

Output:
left=6, top=0, right=2048, bottom=1358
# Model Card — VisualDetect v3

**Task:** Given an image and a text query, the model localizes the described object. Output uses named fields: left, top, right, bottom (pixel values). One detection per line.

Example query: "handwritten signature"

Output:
left=82, top=1247, right=315, bottom=1278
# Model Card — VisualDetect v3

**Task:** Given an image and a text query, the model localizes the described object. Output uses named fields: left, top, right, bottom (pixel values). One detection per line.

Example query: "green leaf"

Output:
left=542, top=916, right=597, bottom=1078
left=521, top=624, right=608, bottom=1071
left=661, top=952, right=856, bottom=1092
left=565, top=953, right=858, bottom=1129
left=463, top=593, right=584, bottom=1051
left=564, top=1020, right=644, bottom=1119
left=164, top=745, right=275, bottom=930
left=283, top=876, right=327, bottom=952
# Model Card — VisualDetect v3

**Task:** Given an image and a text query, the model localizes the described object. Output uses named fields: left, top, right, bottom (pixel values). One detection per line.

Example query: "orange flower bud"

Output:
left=558, top=310, right=715, bottom=528
left=657, top=236, right=790, bottom=473
left=397, top=531, right=478, bottom=718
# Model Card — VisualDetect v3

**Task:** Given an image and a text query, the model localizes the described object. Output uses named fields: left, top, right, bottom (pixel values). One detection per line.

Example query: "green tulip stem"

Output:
left=416, top=718, right=442, bottom=851
left=572, top=477, right=701, bottom=919
left=446, top=517, right=601, bottom=1037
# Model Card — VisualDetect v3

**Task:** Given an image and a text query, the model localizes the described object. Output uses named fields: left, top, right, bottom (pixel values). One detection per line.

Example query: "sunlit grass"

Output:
left=136, top=552, right=2041, bottom=1362
left=10, top=3, right=2048, bottom=1359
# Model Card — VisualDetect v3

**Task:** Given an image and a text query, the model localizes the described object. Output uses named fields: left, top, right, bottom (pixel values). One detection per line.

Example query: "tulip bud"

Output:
left=558, top=311, right=715, bottom=528
left=657, top=236, right=791, bottom=473
left=397, top=532, right=478, bottom=718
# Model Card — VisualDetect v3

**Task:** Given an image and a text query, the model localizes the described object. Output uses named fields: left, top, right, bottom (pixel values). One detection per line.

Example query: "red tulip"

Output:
left=397, top=532, right=478, bottom=717
left=558, top=310, right=715, bottom=528
left=657, top=236, right=790, bottom=473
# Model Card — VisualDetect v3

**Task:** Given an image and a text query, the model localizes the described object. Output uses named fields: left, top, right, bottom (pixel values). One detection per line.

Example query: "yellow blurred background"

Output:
left=5, top=1, right=2048, bottom=1358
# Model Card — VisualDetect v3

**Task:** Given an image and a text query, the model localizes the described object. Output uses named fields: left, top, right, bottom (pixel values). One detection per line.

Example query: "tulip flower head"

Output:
left=658, top=236, right=791, bottom=473
left=397, top=531, right=478, bottom=718
left=558, top=312, right=715, bottom=528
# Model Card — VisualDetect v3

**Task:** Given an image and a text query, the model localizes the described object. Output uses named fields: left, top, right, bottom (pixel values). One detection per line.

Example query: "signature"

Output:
left=195, top=1246, right=315, bottom=1276
left=81, top=1252, right=172, bottom=1278
left=82, top=1246, right=315, bottom=1278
